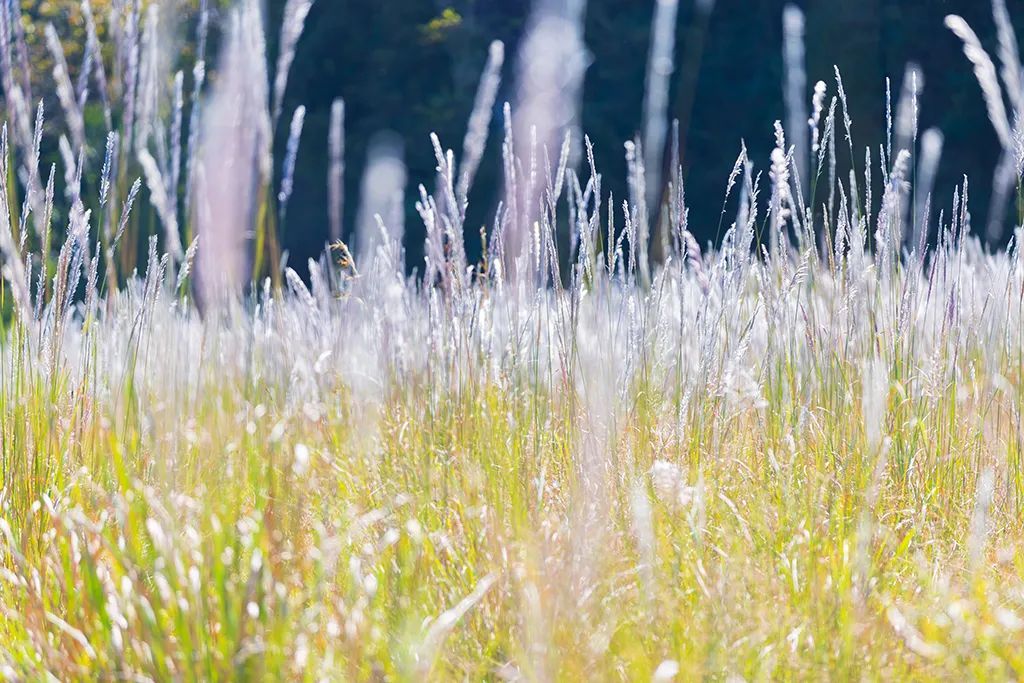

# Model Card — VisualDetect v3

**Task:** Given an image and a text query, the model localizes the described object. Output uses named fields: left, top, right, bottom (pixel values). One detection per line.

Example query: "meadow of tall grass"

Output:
left=0, top=0, right=1023, bottom=679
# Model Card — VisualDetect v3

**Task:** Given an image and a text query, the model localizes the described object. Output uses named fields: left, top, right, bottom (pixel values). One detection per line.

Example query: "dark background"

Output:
left=267, top=0, right=1021, bottom=268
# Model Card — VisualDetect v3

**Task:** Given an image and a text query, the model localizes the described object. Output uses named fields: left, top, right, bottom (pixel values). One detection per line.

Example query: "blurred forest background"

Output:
left=21, top=0, right=1023, bottom=273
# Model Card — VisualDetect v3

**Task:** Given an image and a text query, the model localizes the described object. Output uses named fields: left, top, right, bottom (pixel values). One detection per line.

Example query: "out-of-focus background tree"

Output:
left=17, top=0, right=1022, bottom=272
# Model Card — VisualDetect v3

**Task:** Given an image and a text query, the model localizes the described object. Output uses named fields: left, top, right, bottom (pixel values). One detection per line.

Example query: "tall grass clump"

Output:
left=0, top=0, right=1022, bottom=680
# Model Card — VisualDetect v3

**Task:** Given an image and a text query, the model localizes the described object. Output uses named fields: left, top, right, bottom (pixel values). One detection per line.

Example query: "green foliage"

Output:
left=421, top=8, right=463, bottom=45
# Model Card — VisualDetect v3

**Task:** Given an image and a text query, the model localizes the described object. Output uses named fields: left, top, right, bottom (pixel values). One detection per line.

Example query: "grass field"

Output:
left=1, top=0, right=1024, bottom=680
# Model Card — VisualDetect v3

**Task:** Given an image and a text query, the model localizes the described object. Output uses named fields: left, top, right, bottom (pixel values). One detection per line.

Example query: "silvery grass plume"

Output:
left=118, top=0, right=142, bottom=153
left=328, top=97, right=345, bottom=243
left=133, top=2, right=161, bottom=155
left=994, top=0, right=1024, bottom=117
left=356, top=132, right=406, bottom=270
left=457, top=40, right=504, bottom=206
left=279, top=104, right=307, bottom=225
left=946, top=5, right=1024, bottom=240
left=989, top=119, right=1024, bottom=240
left=913, top=127, right=943, bottom=250
left=80, top=0, right=113, bottom=130
left=194, top=0, right=271, bottom=306
left=44, top=23, right=85, bottom=153
left=511, top=0, right=588, bottom=278
left=272, top=0, right=314, bottom=128
left=0, top=125, right=31, bottom=317
left=892, top=63, right=921, bottom=168
left=782, top=4, right=808, bottom=193
left=184, top=0, right=210, bottom=221
left=0, top=3, right=32, bottom=170
left=138, top=148, right=183, bottom=262
left=946, top=13, right=1012, bottom=148
left=642, top=0, right=679, bottom=218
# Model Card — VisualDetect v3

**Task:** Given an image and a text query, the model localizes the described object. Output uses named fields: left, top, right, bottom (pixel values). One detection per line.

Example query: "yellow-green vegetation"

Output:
left=0, top=0, right=1023, bottom=680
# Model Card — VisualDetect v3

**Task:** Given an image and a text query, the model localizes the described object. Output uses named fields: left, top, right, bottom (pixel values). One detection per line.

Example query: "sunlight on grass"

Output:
left=0, top=0, right=1022, bottom=680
